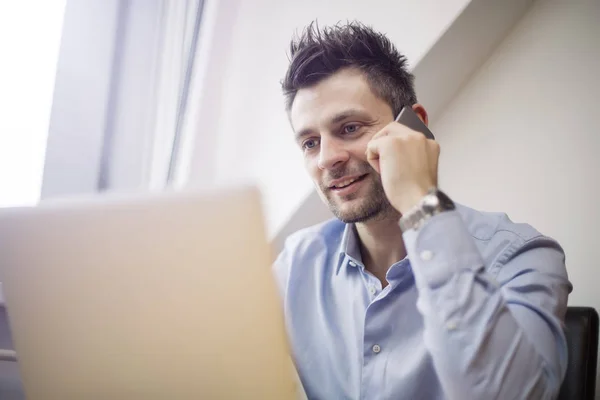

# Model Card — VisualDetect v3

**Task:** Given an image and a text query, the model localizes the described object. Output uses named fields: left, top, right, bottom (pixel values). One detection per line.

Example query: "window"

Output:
left=0, top=2, right=67, bottom=207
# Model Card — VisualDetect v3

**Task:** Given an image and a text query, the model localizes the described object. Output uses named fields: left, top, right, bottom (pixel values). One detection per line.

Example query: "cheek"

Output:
left=304, top=155, right=321, bottom=181
left=348, top=135, right=372, bottom=161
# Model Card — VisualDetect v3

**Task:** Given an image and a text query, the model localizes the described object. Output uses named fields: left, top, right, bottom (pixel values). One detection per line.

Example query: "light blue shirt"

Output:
left=273, top=204, right=571, bottom=400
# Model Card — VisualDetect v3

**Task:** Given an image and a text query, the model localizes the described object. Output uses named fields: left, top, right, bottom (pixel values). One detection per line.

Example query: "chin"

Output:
left=330, top=198, right=384, bottom=224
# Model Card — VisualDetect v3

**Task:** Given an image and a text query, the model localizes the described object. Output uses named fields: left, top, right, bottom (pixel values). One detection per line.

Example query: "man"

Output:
left=273, top=22, right=572, bottom=399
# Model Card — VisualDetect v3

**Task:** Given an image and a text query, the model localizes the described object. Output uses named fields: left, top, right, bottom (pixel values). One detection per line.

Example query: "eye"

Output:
left=343, top=124, right=361, bottom=134
left=302, top=138, right=320, bottom=151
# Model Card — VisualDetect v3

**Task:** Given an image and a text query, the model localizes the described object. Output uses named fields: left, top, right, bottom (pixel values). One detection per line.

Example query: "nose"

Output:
left=317, top=136, right=349, bottom=170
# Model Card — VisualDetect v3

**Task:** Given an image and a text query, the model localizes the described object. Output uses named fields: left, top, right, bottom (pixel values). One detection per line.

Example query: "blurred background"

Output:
left=0, top=0, right=599, bottom=398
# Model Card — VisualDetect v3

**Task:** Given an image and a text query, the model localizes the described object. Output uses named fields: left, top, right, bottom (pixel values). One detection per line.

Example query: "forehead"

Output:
left=290, top=69, right=390, bottom=132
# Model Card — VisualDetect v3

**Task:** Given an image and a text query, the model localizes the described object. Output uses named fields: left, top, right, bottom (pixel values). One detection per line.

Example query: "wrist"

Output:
left=398, top=188, right=456, bottom=232
left=393, top=186, right=430, bottom=215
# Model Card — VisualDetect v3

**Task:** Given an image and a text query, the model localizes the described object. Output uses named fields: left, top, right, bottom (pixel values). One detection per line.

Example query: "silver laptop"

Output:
left=0, top=186, right=298, bottom=399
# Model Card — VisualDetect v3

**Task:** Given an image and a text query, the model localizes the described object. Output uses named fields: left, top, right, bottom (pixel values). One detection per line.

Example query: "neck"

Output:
left=355, top=210, right=406, bottom=288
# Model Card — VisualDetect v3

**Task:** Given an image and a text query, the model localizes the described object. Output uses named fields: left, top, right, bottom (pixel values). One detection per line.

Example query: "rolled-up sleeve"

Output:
left=403, top=210, right=571, bottom=399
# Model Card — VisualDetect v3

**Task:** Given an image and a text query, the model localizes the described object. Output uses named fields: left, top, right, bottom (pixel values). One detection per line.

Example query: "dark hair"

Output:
left=282, top=21, right=417, bottom=115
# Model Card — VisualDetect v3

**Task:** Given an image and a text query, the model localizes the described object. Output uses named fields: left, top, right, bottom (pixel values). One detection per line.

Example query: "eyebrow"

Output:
left=294, top=108, right=371, bottom=141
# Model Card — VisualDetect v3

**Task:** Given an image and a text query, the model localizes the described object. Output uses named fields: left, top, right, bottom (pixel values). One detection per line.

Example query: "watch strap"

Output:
left=398, top=188, right=455, bottom=232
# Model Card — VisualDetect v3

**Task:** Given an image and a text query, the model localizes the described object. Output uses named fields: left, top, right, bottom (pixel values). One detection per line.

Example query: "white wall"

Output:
left=183, top=0, right=474, bottom=236
left=432, top=0, right=600, bottom=391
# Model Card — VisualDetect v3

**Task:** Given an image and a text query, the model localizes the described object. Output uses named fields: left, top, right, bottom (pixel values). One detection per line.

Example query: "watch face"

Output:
left=436, top=190, right=456, bottom=210
left=399, top=189, right=456, bottom=232
left=422, top=194, right=440, bottom=212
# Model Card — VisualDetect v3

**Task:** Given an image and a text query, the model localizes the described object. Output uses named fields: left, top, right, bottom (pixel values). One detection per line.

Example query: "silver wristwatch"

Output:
left=398, top=188, right=456, bottom=232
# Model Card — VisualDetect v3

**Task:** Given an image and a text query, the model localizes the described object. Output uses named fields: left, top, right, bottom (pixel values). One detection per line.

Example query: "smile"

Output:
left=329, top=174, right=367, bottom=190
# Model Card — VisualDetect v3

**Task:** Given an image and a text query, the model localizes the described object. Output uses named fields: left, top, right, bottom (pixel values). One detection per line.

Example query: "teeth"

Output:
left=334, top=177, right=358, bottom=188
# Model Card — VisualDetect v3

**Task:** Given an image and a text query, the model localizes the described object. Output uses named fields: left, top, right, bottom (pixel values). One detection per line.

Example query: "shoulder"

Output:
left=456, top=204, right=565, bottom=273
left=456, top=203, right=544, bottom=242
left=280, top=218, right=345, bottom=256
left=272, top=218, right=344, bottom=293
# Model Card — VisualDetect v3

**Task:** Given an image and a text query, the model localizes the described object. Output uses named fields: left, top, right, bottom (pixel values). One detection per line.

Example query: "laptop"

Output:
left=0, top=186, right=298, bottom=399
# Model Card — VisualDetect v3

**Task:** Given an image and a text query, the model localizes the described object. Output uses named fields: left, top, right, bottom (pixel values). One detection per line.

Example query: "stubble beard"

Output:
left=320, top=164, right=396, bottom=224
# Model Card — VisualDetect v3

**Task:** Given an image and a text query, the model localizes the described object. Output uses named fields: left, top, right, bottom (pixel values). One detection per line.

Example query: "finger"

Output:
left=370, top=121, right=410, bottom=142
left=370, top=127, right=390, bottom=142
left=365, top=137, right=386, bottom=173
left=366, top=135, right=392, bottom=160
left=365, top=139, right=379, bottom=161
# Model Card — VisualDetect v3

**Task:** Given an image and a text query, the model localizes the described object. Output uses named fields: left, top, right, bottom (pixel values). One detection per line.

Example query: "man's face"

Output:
left=290, top=68, right=395, bottom=223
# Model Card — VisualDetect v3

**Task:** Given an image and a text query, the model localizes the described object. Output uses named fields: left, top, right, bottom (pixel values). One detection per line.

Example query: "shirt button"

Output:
left=348, top=261, right=357, bottom=267
left=420, top=250, right=433, bottom=261
left=368, top=286, right=377, bottom=295
left=446, top=321, right=458, bottom=330
left=372, top=344, right=381, bottom=354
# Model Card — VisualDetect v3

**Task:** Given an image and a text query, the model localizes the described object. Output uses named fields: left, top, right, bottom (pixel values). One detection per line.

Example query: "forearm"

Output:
left=403, top=211, right=569, bottom=399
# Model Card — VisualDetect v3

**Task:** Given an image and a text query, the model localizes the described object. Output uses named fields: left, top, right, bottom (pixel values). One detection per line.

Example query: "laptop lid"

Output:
left=0, top=186, right=296, bottom=399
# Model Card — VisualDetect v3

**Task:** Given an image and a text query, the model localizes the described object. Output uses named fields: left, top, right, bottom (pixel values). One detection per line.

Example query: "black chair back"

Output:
left=558, top=306, right=598, bottom=400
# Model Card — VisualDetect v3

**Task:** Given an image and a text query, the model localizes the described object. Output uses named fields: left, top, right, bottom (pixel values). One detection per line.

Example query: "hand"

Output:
left=365, top=122, right=440, bottom=214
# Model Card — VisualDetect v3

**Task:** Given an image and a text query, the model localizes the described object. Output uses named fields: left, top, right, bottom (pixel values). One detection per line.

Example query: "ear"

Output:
left=411, top=104, right=429, bottom=126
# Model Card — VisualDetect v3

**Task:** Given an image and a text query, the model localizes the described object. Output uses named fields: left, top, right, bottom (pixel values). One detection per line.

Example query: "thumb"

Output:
left=366, top=139, right=382, bottom=174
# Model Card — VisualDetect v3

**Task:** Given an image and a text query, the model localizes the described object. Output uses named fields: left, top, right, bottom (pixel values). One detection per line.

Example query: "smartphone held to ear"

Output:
left=395, top=106, right=435, bottom=140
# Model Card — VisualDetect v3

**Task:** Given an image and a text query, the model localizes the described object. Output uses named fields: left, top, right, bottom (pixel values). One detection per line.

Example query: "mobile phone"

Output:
left=395, top=106, right=435, bottom=140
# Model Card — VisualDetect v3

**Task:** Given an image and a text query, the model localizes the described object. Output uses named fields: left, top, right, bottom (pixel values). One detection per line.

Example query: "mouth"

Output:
left=329, top=174, right=368, bottom=192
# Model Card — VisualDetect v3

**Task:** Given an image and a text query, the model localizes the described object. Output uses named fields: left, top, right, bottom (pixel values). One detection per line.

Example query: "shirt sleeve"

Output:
left=403, top=210, right=571, bottom=400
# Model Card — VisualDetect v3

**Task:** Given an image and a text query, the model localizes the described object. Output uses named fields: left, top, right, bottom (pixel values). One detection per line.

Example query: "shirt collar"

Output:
left=336, top=223, right=363, bottom=275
